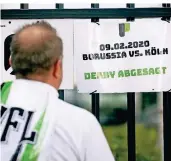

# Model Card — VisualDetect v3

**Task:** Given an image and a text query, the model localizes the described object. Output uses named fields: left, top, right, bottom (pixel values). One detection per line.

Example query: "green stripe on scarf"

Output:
left=1, top=82, right=13, bottom=104
left=21, top=109, right=46, bottom=161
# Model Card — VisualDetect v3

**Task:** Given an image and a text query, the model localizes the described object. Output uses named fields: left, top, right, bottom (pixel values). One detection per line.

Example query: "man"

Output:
left=1, top=21, right=115, bottom=161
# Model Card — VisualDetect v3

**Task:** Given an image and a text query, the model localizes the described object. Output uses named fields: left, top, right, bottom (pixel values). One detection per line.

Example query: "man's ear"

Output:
left=9, top=56, right=12, bottom=66
left=53, top=59, right=62, bottom=79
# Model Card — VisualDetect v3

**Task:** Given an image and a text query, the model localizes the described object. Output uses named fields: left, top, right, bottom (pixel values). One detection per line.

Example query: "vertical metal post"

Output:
left=55, top=3, right=64, bottom=9
left=56, top=3, right=65, bottom=101
left=127, top=93, right=136, bottom=161
left=162, top=4, right=171, bottom=161
left=162, top=3, right=170, bottom=22
left=126, top=4, right=136, bottom=161
left=58, top=90, right=64, bottom=100
left=163, top=92, right=171, bottom=161
left=91, top=93, right=100, bottom=121
left=91, top=3, right=99, bottom=23
left=20, top=4, right=29, bottom=9
left=91, top=3, right=99, bottom=8
left=126, top=4, right=135, bottom=21
left=90, top=3, right=100, bottom=122
left=162, top=3, right=171, bottom=7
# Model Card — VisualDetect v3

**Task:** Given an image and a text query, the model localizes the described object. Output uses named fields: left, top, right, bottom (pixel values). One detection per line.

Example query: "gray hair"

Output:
left=10, top=20, right=63, bottom=77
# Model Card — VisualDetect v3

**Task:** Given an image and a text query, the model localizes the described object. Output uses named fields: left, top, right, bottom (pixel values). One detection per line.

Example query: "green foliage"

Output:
left=142, top=93, right=157, bottom=110
left=102, top=124, right=161, bottom=161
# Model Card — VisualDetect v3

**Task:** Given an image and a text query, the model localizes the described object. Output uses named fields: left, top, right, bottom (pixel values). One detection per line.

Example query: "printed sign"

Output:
left=0, top=19, right=74, bottom=89
left=74, top=19, right=171, bottom=93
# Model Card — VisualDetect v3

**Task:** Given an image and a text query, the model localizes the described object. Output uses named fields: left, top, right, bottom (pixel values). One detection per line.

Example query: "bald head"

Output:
left=10, top=21, right=63, bottom=77
left=17, top=24, right=57, bottom=52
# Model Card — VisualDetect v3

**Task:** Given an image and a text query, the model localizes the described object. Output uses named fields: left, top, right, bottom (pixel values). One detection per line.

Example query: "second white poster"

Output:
left=74, top=19, right=171, bottom=93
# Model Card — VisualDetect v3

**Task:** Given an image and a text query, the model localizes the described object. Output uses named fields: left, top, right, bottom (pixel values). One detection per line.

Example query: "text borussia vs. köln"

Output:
left=82, top=52, right=127, bottom=60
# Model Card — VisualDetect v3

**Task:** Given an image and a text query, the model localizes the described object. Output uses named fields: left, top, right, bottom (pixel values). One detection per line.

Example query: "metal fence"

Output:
left=1, top=3, right=171, bottom=161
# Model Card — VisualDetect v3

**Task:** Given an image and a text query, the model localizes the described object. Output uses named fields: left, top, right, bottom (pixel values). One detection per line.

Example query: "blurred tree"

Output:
left=142, top=93, right=157, bottom=111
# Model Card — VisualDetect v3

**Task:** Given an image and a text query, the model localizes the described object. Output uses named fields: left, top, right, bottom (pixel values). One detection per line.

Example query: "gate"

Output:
left=1, top=3, right=171, bottom=161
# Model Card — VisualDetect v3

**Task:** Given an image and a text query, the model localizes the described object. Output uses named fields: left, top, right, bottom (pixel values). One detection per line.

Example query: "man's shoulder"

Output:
left=57, top=99, right=95, bottom=119
left=54, top=99, right=98, bottom=127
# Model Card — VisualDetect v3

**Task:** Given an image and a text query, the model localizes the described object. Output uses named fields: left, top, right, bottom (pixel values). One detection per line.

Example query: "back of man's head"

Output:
left=10, top=21, right=63, bottom=89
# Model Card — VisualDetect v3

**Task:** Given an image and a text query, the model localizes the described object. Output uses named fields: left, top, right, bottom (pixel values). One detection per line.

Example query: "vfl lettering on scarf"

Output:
left=1, top=82, right=48, bottom=161
left=1, top=106, right=47, bottom=161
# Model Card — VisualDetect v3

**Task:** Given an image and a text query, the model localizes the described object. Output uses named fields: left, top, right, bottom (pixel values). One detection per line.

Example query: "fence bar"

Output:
left=91, top=93, right=100, bottom=121
left=90, top=3, right=100, bottom=122
left=1, top=8, right=171, bottom=19
left=163, top=92, right=171, bottom=161
left=162, top=3, right=171, bottom=7
left=58, top=90, right=64, bottom=100
left=20, top=4, right=29, bottom=9
left=127, top=93, right=136, bottom=161
left=55, top=3, right=65, bottom=101
left=161, top=3, right=171, bottom=22
left=56, top=3, right=64, bottom=9
left=126, top=3, right=135, bottom=21
left=126, top=3, right=136, bottom=161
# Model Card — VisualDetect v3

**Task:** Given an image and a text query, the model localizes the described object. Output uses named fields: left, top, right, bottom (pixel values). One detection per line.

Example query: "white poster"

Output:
left=0, top=19, right=74, bottom=89
left=74, top=19, right=171, bottom=93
